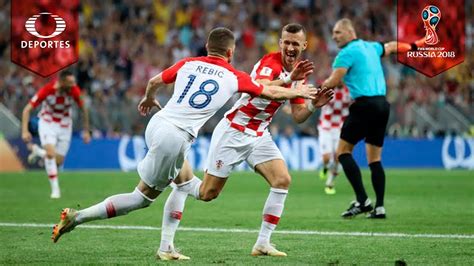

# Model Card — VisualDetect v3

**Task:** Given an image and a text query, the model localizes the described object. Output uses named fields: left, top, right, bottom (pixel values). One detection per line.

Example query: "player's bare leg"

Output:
left=251, top=159, right=289, bottom=257
left=27, top=143, right=46, bottom=164
left=158, top=160, right=194, bottom=260
left=52, top=180, right=158, bottom=243
left=27, top=143, right=64, bottom=166
left=55, top=154, right=65, bottom=166
left=365, top=143, right=386, bottom=218
left=198, top=172, right=228, bottom=201
left=43, top=144, right=61, bottom=198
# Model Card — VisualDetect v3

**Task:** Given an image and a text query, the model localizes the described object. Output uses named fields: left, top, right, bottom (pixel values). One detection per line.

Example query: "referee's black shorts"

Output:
left=340, top=96, right=390, bottom=147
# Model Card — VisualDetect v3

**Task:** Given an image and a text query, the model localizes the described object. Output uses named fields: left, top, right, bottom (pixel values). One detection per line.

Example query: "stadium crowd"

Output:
left=0, top=0, right=473, bottom=138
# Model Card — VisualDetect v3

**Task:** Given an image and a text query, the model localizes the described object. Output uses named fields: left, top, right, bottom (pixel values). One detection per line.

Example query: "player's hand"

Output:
left=22, top=131, right=32, bottom=143
left=137, top=97, right=162, bottom=116
left=311, top=87, right=334, bottom=108
left=82, top=131, right=91, bottom=144
left=290, top=60, right=314, bottom=81
left=295, top=83, right=318, bottom=99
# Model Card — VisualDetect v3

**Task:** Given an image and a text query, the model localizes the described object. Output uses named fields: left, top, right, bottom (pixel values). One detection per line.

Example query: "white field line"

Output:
left=0, top=222, right=473, bottom=239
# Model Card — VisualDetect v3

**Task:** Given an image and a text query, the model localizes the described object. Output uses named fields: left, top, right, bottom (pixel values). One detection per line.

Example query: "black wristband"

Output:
left=410, top=43, right=418, bottom=51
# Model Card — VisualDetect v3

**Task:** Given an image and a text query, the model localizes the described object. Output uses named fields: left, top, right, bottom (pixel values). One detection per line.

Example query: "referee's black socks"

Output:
left=338, top=153, right=368, bottom=204
left=369, top=161, right=385, bottom=207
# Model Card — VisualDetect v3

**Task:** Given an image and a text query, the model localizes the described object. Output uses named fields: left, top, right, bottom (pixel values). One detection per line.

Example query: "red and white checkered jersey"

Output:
left=29, top=81, right=83, bottom=128
left=224, top=52, right=305, bottom=136
left=157, top=56, right=264, bottom=138
left=318, top=86, right=351, bottom=131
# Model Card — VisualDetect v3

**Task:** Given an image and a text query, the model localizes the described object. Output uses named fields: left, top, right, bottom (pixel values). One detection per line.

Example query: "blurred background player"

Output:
left=322, top=18, right=425, bottom=218
left=159, top=23, right=333, bottom=258
left=318, top=85, right=351, bottom=195
left=50, top=27, right=318, bottom=261
left=21, top=70, right=91, bottom=198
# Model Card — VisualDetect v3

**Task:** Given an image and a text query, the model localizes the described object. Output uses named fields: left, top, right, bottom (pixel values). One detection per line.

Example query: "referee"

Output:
left=322, top=19, right=423, bottom=219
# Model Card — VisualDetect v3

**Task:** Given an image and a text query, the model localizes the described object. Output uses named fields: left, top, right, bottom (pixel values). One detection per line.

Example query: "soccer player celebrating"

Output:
left=158, top=23, right=333, bottom=259
left=318, top=85, right=351, bottom=195
left=322, top=19, right=424, bottom=218
left=51, top=27, right=319, bottom=260
left=21, top=70, right=91, bottom=199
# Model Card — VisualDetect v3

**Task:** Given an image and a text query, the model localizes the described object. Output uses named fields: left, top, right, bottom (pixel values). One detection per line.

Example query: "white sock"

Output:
left=45, top=157, right=59, bottom=193
left=75, top=188, right=154, bottom=224
left=325, top=171, right=335, bottom=187
left=33, top=144, right=46, bottom=158
left=160, top=188, right=188, bottom=252
left=326, top=165, right=338, bottom=187
left=256, top=187, right=288, bottom=246
left=176, top=176, right=202, bottom=200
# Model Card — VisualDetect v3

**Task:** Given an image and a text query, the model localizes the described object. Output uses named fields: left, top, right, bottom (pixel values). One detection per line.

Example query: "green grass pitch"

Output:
left=0, top=170, right=473, bottom=264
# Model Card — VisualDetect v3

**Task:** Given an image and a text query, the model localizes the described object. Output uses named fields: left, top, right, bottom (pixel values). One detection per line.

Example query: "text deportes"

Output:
left=21, top=40, right=70, bottom=49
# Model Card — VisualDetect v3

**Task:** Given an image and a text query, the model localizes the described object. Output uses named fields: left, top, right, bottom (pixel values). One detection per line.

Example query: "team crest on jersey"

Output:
left=216, top=160, right=224, bottom=170
left=260, top=67, right=273, bottom=76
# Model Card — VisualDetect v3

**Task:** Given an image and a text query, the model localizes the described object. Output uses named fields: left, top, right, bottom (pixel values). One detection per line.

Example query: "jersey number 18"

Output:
left=177, top=74, right=219, bottom=109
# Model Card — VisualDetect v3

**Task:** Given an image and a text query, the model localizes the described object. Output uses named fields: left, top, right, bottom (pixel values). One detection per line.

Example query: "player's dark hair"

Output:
left=59, top=70, right=74, bottom=80
left=282, top=23, right=306, bottom=36
left=206, top=27, right=235, bottom=56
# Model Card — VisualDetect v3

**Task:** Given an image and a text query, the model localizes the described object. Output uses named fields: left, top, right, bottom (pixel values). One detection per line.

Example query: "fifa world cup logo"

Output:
left=422, top=5, right=441, bottom=45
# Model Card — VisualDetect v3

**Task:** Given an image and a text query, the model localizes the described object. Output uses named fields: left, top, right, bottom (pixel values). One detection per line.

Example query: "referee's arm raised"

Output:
left=383, top=37, right=425, bottom=56
left=323, top=36, right=426, bottom=89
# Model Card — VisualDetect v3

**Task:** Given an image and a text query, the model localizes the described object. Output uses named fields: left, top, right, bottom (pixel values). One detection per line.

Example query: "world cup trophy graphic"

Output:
left=422, top=5, right=441, bottom=45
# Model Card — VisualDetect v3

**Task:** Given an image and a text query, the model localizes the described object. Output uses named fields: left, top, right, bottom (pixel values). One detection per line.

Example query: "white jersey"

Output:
left=157, top=56, right=264, bottom=138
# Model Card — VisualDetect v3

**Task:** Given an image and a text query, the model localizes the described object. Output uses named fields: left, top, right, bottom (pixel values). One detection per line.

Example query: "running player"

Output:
left=318, top=85, right=351, bottom=195
left=159, top=23, right=333, bottom=259
left=21, top=70, right=91, bottom=199
left=51, top=27, right=318, bottom=260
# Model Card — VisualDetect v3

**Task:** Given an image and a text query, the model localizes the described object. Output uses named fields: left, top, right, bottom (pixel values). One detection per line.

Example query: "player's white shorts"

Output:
left=318, top=128, right=341, bottom=155
left=206, top=119, right=284, bottom=178
left=38, top=119, right=72, bottom=156
left=137, top=114, right=193, bottom=191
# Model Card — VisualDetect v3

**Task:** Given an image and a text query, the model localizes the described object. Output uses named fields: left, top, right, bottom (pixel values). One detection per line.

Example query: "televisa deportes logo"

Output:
left=21, top=12, right=70, bottom=49
left=11, top=0, right=79, bottom=77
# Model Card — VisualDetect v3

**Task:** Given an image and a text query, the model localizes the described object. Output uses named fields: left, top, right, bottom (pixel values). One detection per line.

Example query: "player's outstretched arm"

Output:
left=138, top=73, right=165, bottom=116
left=260, top=83, right=317, bottom=101
left=21, top=103, right=33, bottom=143
left=384, top=38, right=425, bottom=56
